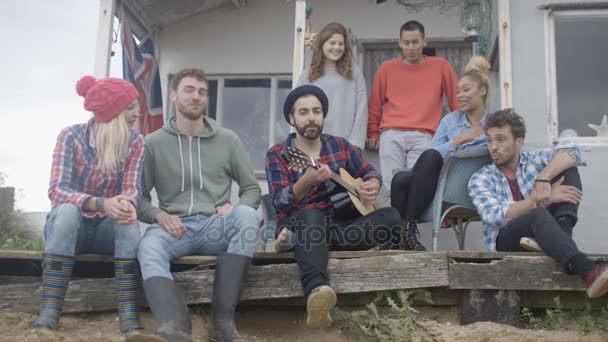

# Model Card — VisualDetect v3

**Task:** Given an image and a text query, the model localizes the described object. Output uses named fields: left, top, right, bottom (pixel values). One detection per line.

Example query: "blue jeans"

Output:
left=138, top=205, right=259, bottom=280
left=44, top=203, right=140, bottom=258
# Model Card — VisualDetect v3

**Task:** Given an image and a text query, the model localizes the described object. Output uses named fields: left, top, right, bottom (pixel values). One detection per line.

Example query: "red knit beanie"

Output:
left=76, top=76, right=139, bottom=123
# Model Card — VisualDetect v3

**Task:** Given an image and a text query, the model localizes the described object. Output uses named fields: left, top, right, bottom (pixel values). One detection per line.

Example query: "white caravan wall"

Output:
left=156, top=0, right=496, bottom=251
left=510, top=0, right=607, bottom=253
left=157, top=0, right=466, bottom=96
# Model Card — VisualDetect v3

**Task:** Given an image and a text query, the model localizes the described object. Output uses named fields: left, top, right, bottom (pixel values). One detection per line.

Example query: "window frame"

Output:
left=545, top=8, right=608, bottom=146
left=166, top=73, right=292, bottom=174
left=357, top=39, right=474, bottom=96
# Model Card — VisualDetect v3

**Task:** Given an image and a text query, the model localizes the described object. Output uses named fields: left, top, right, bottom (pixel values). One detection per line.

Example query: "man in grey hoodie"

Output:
left=137, top=68, right=261, bottom=342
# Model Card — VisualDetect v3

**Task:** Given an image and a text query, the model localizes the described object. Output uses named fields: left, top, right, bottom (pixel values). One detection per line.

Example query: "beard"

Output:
left=176, top=101, right=206, bottom=120
left=294, top=121, right=323, bottom=140
left=492, top=152, right=517, bottom=168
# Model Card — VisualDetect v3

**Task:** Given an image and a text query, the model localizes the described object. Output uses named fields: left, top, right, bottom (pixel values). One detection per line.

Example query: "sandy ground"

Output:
left=1, top=307, right=606, bottom=342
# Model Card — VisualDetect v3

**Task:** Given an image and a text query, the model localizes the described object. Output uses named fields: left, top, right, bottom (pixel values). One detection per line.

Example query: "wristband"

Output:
left=535, top=179, right=551, bottom=183
left=95, top=197, right=105, bottom=213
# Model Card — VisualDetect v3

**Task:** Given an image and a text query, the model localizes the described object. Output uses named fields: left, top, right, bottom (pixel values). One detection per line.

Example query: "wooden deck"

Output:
left=0, top=250, right=606, bottom=316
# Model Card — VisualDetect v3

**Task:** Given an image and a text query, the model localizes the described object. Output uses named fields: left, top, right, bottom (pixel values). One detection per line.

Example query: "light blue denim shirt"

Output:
left=428, top=110, right=489, bottom=159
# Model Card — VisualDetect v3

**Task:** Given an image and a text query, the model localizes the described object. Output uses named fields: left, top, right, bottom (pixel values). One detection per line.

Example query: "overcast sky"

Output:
left=0, top=0, right=122, bottom=212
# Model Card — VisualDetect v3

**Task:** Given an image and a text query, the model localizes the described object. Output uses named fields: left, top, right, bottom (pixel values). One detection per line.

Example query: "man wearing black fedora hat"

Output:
left=265, top=85, right=402, bottom=329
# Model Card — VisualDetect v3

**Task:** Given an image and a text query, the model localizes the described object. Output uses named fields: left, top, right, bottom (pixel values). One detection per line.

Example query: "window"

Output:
left=274, top=80, right=293, bottom=145
left=361, top=41, right=473, bottom=96
left=166, top=75, right=292, bottom=171
left=221, top=79, right=270, bottom=171
left=547, top=10, right=608, bottom=143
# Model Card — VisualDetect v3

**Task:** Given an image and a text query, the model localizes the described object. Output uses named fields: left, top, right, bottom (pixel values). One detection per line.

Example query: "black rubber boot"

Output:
left=208, top=253, right=251, bottom=342
left=143, top=276, right=193, bottom=342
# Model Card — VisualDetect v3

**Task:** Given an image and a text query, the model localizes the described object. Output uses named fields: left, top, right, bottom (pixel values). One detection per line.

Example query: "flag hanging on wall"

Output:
left=121, top=17, right=163, bottom=135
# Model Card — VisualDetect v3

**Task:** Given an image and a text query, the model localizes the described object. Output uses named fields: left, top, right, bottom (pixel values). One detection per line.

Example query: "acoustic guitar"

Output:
left=282, top=146, right=381, bottom=217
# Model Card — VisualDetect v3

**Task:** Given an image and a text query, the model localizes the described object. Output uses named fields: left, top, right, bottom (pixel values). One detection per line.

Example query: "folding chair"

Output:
left=418, top=150, right=492, bottom=251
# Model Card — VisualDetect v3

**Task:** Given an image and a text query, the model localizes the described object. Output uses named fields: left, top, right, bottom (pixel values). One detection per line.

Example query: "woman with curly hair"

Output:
left=391, top=56, right=492, bottom=251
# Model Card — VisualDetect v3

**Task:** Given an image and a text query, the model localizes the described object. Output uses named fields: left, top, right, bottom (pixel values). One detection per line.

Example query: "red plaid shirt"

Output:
left=265, top=133, right=381, bottom=228
left=49, top=119, right=144, bottom=218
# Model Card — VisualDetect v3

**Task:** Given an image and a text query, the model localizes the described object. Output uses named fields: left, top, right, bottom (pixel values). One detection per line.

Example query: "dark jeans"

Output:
left=279, top=207, right=401, bottom=298
left=495, top=167, right=588, bottom=274
left=390, top=149, right=443, bottom=221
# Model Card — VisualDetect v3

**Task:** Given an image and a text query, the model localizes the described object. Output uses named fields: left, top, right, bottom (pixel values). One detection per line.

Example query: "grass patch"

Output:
left=0, top=176, right=44, bottom=251
left=334, top=290, right=439, bottom=342
left=0, top=209, right=44, bottom=251
left=521, top=296, right=608, bottom=334
left=575, top=300, right=608, bottom=334
left=1, top=235, right=44, bottom=251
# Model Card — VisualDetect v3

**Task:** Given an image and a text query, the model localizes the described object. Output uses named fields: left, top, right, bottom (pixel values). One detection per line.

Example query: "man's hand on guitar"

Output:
left=302, top=163, right=332, bottom=186
left=358, top=178, right=381, bottom=202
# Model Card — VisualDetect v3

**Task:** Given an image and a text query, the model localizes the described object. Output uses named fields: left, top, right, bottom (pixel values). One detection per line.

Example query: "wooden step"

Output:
left=0, top=253, right=448, bottom=313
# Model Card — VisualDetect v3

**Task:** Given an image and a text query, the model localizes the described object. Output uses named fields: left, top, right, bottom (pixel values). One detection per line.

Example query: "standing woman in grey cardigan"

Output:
left=297, top=22, right=368, bottom=150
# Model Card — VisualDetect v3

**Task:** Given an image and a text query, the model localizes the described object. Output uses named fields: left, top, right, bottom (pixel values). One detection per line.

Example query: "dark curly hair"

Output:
left=485, top=108, right=527, bottom=138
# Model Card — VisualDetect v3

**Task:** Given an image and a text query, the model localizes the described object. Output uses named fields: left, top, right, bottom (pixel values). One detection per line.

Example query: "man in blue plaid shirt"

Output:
left=468, top=109, right=608, bottom=298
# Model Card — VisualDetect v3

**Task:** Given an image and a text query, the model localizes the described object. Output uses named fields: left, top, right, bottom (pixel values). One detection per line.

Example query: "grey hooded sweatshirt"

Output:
left=137, top=116, right=261, bottom=223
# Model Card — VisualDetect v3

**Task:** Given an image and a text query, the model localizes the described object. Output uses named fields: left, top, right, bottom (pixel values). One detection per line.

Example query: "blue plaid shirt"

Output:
left=468, top=141, right=585, bottom=251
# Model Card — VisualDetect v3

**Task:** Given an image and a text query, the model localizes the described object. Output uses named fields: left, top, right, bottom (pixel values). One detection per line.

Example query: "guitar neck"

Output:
left=284, top=146, right=359, bottom=196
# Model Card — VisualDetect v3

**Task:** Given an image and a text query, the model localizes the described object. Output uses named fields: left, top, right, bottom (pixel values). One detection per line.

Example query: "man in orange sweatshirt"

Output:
left=367, top=20, right=460, bottom=200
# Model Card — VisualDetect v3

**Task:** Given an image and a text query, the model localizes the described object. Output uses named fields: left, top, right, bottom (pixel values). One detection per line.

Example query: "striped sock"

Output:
left=33, top=254, right=74, bottom=329
left=115, top=259, right=142, bottom=332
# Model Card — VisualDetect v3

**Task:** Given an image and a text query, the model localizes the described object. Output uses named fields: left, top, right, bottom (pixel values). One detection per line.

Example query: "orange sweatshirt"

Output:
left=367, top=56, right=460, bottom=139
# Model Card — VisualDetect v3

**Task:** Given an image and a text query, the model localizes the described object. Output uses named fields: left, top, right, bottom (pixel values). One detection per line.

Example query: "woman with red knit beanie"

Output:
left=32, top=76, right=153, bottom=340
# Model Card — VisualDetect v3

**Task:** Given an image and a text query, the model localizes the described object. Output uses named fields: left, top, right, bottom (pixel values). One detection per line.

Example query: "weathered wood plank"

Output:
left=0, top=250, right=48, bottom=260
left=177, top=250, right=423, bottom=265
left=446, top=252, right=608, bottom=262
left=520, top=290, right=608, bottom=310
left=253, top=250, right=412, bottom=260
left=0, top=249, right=416, bottom=266
left=244, top=287, right=461, bottom=307
left=446, top=251, right=543, bottom=261
left=2, top=249, right=605, bottom=265
left=0, top=253, right=448, bottom=314
left=0, top=250, right=213, bottom=265
left=449, top=255, right=586, bottom=291
left=0, top=276, right=41, bottom=285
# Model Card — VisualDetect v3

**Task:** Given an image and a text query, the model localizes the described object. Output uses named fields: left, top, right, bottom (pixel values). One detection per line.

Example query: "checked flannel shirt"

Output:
left=468, top=141, right=585, bottom=251
left=265, top=133, right=381, bottom=232
left=48, top=118, right=144, bottom=219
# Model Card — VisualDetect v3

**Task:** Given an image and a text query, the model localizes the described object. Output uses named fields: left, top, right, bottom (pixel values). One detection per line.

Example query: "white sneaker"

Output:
left=274, top=227, right=295, bottom=252
left=520, top=237, right=543, bottom=253
left=306, top=285, right=337, bottom=329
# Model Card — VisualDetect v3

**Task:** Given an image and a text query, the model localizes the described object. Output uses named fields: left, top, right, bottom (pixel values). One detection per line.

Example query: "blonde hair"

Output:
left=462, top=55, right=491, bottom=104
left=93, top=110, right=131, bottom=174
left=308, top=22, right=353, bottom=82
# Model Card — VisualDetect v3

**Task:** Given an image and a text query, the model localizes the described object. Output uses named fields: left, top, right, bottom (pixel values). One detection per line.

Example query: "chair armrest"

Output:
left=447, top=150, right=491, bottom=159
